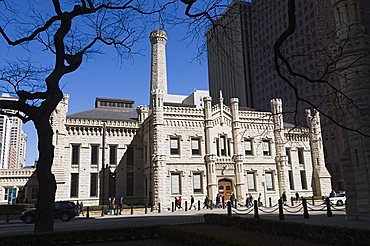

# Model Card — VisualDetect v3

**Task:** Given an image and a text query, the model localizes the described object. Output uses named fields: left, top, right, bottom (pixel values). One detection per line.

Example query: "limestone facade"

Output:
left=51, top=30, right=331, bottom=207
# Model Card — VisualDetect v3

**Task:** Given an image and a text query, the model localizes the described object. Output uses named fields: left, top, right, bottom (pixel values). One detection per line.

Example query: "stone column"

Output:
left=230, top=98, right=245, bottom=202
left=271, top=98, right=289, bottom=197
left=204, top=96, right=217, bottom=200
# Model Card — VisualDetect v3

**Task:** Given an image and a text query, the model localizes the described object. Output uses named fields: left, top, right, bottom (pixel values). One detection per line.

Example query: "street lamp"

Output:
left=101, top=121, right=107, bottom=217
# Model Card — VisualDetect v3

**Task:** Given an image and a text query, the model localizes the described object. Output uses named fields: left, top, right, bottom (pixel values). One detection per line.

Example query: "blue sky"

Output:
left=20, top=18, right=209, bottom=165
left=0, top=1, right=229, bottom=165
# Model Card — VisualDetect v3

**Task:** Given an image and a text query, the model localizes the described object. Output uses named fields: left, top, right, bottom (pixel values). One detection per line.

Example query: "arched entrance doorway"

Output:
left=218, top=179, right=233, bottom=201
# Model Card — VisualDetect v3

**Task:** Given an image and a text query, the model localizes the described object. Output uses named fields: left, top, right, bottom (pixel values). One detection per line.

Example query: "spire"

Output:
left=150, top=30, right=168, bottom=109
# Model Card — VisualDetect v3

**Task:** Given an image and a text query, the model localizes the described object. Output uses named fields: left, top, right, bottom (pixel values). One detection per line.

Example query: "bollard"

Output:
left=235, top=201, right=238, bottom=209
left=158, top=202, right=161, bottom=213
left=278, top=199, right=284, bottom=220
left=302, top=198, right=309, bottom=219
left=312, top=196, right=315, bottom=206
left=326, top=197, right=333, bottom=217
left=223, top=201, right=225, bottom=209
left=172, top=202, right=175, bottom=212
left=130, top=204, right=133, bottom=215
left=291, top=197, right=294, bottom=206
left=86, top=207, right=90, bottom=219
left=227, top=201, right=232, bottom=216
left=253, top=200, right=259, bottom=218
left=145, top=204, right=148, bottom=214
left=198, top=200, right=201, bottom=211
left=6, top=213, right=9, bottom=223
left=151, top=204, right=154, bottom=212
left=185, top=201, right=188, bottom=211
left=210, top=201, right=213, bottom=210
left=269, top=197, right=272, bottom=207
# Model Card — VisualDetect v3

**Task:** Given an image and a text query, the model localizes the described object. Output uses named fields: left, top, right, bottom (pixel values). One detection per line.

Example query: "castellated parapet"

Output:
left=150, top=30, right=167, bottom=44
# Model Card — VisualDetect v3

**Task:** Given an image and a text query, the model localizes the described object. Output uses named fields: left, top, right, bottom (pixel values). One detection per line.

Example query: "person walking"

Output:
left=79, top=202, right=84, bottom=216
left=258, top=193, right=262, bottom=207
left=295, top=192, right=300, bottom=202
left=76, top=201, right=80, bottom=215
left=245, top=193, right=250, bottom=207
left=230, top=193, right=235, bottom=208
left=216, top=194, right=220, bottom=208
left=249, top=193, right=253, bottom=207
left=203, top=196, right=209, bottom=209
left=189, top=195, right=195, bottom=210
left=174, top=197, right=178, bottom=211
left=108, top=198, right=113, bottom=215
left=177, top=196, right=183, bottom=210
left=119, top=197, right=124, bottom=215
left=282, top=192, right=287, bottom=205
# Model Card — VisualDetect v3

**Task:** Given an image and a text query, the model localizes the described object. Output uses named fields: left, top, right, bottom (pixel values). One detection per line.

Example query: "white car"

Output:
left=329, top=194, right=346, bottom=206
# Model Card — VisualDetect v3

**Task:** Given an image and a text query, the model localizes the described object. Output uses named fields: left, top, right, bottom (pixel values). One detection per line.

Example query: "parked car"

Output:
left=20, top=201, right=78, bottom=224
left=329, top=193, right=346, bottom=206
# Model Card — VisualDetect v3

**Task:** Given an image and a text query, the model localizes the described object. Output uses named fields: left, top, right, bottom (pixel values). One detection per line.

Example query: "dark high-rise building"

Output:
left=206, top=1, right=255, bottom=108
left=206, top=0, right=346, bottom=190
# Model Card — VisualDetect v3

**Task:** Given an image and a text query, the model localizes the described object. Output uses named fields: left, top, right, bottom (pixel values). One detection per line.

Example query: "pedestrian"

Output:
left=245, top=193, right=250, bottom=207
left=295, top=192, right=300, bottom=202
left=249, top=193, right=253, bottom=207
left=230, top=193, right=235, bottom=208
left=189, top=195, right=195, bottom=210
left=258, top=193, right=262, bottom=207
left=174, top=197, right=178, bottom=211
left=282, top=191, right=287, bottom=205
left=119, top=197, right=124, bottom=215
left=177, top=196, right=183, bottom=209
left=216, top=194, right=220, bottom=208
left=203, top=196, right=209, bottom=209
left=76, top=201, right=80, bottom=215
left=330, top=190, right=336, bottom=198
left=79, top=202, right=84, bottom=216
left=108, top=198, right=113, bottom=215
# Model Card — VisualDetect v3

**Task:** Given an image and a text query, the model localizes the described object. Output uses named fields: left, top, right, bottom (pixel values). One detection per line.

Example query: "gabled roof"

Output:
left=67, top=108, right=138, bottom=122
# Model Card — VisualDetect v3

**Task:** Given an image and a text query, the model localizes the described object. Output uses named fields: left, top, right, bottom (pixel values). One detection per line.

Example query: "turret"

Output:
left=150, top=30, right=168, bottom=109
left=305, top=109, right=332, bottom=197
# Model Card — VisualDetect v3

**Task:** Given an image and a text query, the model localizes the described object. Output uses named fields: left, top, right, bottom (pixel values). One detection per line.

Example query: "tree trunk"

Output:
left=34, top=116, right=56, bottom=233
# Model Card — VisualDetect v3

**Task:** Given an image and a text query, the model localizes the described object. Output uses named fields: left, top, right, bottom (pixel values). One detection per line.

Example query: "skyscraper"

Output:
left=0, top=94, right=27, bottom=169
left=206, top=0, right=346, bottom=189
left=0, top=115, right=11, bottom=169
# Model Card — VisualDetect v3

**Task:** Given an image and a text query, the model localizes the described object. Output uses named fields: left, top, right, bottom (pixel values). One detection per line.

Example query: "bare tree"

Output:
left=0, top=0, right=175, bottom=233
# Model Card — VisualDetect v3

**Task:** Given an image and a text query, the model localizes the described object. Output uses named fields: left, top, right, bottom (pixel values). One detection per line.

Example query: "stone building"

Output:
left=51, top=30, right=331, bottom=207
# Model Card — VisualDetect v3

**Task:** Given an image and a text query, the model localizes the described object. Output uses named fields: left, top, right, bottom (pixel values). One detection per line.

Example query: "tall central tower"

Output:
left=149, top=30, right=168, bottom=207
left=149, top=30, right=168, bottom=109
